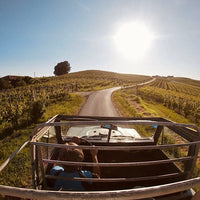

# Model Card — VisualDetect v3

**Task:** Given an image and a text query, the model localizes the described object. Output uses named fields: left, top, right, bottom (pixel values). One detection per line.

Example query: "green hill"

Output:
left=37, top=70, right=152, bottom=88
left=67, top=70, right=151, bottom=82
left=172, top=77, right=200, bottom=88
left=0, top=70, right=199, bottom=190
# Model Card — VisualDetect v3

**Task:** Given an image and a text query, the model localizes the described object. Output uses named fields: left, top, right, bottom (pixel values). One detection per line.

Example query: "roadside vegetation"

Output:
left=113, top=77, right=200, bottom=125
left=0, top=93, right=84, bottom=188
left=1, top=70, right=200, bottom=193
left=0, top=70, right=151, bottom=188
left=0, top=70, right=151, bottom=137
left=113, top=76, right=200, bottom=179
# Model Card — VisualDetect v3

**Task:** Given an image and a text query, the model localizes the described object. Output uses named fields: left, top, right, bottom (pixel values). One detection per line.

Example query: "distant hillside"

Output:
left=171, top=77, right=200, bottom=88
left=0, top=70, right=152, bottom=91
left=66, top=70, right=151, bottom=83
left=4, top=70, right=199, bottom=90
left=0, top=75, right=33, bottom=90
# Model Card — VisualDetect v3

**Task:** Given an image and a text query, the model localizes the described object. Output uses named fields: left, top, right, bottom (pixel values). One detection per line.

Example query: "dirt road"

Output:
left=79, top=87, right=121, bottom=116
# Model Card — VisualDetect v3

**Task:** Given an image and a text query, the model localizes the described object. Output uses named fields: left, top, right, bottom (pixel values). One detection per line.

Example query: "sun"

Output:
left=114, top=22, right=155, bottom=60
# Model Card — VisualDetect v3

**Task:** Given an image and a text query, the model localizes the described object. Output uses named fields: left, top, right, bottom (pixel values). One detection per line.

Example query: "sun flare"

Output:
left=114, top=22, right=155, bottom=60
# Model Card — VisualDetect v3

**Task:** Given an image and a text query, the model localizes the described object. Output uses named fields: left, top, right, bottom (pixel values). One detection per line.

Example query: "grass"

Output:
left=113, top=86, right=200, bottom=182
left=0, top=93, right=85, bottom=188
left=1, top=70, right=199, bottom=194
left=172, top=77, right=200, bottom=88
left=0, top=69, right=151, bottom=191
left=113, top=87, right=195, bottom=137
left=44, top=93, right=85, bottom=119
left=0, top=128, right=33, bottom=187
left=143, top=102, right=192, bottom=124
left=112, top=90, right=142, bottom=117
left=113, top=87, right=194, bottom=124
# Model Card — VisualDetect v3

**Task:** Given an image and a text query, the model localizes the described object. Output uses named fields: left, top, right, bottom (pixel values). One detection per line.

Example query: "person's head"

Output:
left=58, top=142, right=84, bottom=172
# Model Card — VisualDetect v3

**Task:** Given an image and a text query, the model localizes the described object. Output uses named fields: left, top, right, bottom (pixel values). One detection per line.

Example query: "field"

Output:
left=0, top=70, right=151, bottom=138
left=0, top=70, right=151, bottom=188
left=114, top=77, right=200, bottom=125
left=1, top=71, right=200, bottom=191
left=138, top=77, right=200, bottom=125
left=113, top=77, right=200, bottom=180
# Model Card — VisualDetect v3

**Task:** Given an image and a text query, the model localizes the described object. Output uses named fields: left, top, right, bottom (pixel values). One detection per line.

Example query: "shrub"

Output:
left=30, top=100, right=45, bottom=123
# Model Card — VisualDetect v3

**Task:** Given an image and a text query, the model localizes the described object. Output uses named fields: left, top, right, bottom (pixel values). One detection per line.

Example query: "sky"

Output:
left=0, top=0, right=200, bottom=80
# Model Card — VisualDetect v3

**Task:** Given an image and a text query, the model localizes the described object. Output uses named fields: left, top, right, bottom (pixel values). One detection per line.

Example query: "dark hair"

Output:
left=58, top=142, right=84, bottom=172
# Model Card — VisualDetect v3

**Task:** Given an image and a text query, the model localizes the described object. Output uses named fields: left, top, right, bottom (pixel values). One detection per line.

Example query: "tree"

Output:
left=54, top=61, right=71, bottom=76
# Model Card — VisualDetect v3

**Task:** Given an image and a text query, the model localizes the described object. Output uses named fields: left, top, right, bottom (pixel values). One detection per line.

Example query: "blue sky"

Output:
left=0, top=0, right=200, bottom=80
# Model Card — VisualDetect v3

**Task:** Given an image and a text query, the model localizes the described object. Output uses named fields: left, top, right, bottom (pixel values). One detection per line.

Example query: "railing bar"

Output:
left=31, top=115, right=58, bottom=141
left=31, top=141, right=200, bottom=151
left=1, top=177, right=200, bottom=199
left=43, top=156, right=193, bottom=167
left=32, top=120, right=200, bottom=132
left=45, top=172, right=185, bottom=182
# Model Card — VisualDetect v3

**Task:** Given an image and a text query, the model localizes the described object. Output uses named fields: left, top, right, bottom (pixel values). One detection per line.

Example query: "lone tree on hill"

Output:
left=54, top=61, right=71, bottom=76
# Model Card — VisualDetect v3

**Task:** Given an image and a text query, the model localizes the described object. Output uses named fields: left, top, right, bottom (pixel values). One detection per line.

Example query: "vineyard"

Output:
left=0, top=70, right=151, bottom=139
left=0, top=71, right=199, bottom=191
left=0, top=70, right=151, bottom=188
left=112, top=77, right=200, bottom=181
left=137, top=78, right=200, bottom=125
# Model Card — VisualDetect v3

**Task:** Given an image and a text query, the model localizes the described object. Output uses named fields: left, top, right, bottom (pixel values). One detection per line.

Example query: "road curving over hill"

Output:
left=78, top=78, right=155, bottom=117
left=79, top=87, right=121, bottom=117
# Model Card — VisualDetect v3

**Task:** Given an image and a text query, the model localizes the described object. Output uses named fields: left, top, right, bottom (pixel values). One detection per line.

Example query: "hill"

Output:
left=67, top=70, right=151, bottom=82
left=37, top=70, right=152, bottom=88
left=0, top=70, right=152, bottom=137
left=113, top=77, right=200, bottom=126
left=0, top=70, right=199, bottom=190
left=172, top=77, right=200, bottom=88
left=0, top=70, right=153, bottom=188
left=0, top=70, right=152, bottom=91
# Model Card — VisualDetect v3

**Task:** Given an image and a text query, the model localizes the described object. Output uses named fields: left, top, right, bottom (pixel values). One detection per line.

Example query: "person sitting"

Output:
left=50, top=138, right=100, bottom=191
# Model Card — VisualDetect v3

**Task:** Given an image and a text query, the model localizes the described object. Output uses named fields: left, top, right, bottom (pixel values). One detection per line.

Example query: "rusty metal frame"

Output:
left=1, top=115, right=200, bottom=199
